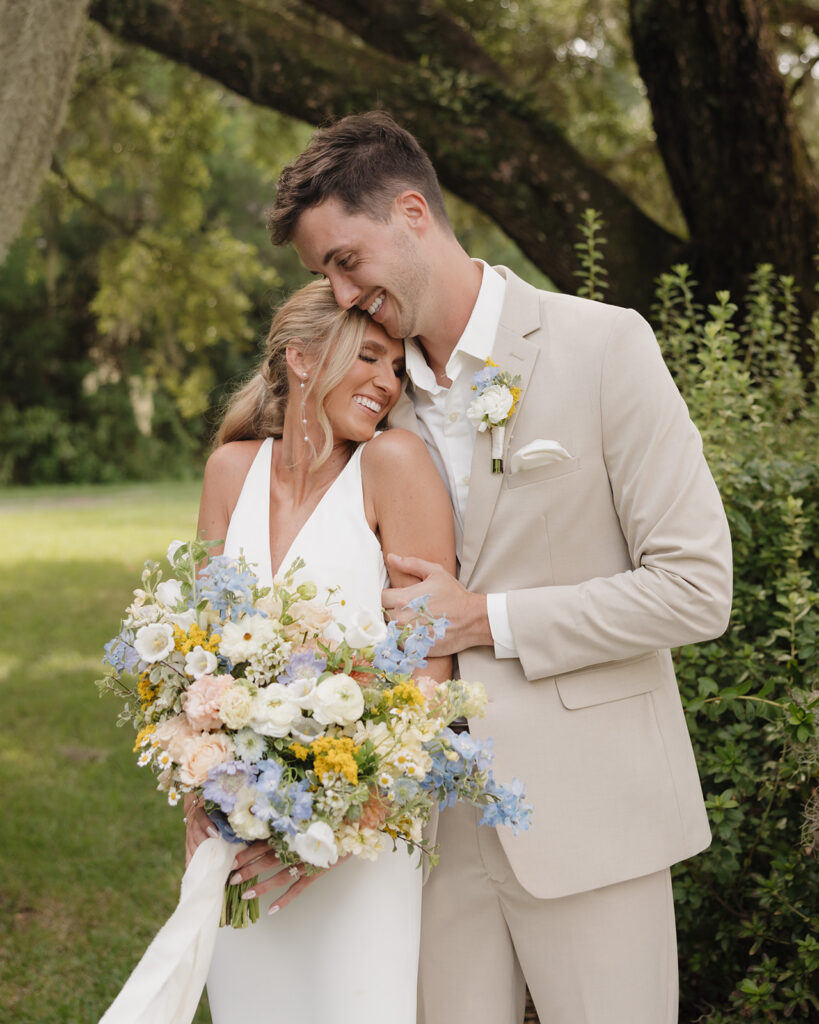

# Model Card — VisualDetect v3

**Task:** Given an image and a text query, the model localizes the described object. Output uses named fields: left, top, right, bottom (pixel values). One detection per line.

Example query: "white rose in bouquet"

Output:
left=250, top=684, right=303, bottom=737
left=292, top=821, right=338, bottom=868
left=218, top=684, right=255, bottom=729
left=311, top=674, right=365, bottom=726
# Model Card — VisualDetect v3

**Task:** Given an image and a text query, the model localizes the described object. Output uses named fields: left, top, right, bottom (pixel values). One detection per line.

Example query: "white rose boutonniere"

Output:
left=466, top=360, right=523, bottom=473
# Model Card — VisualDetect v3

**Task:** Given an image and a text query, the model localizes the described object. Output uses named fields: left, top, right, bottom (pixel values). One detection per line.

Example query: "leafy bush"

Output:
left=654, top=266, right=818, bottom=1023
left=571, top=215, right=819, bottom=1022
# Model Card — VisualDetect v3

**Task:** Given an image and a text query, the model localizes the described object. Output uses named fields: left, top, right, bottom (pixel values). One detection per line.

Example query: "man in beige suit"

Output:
left=271, top=112, right=732, bottom=1024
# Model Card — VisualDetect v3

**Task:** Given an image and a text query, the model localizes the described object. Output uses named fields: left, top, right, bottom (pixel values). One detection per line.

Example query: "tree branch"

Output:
left=301, top=0, right=506, bottom=81
left=87, top=0, right=686, bottom=312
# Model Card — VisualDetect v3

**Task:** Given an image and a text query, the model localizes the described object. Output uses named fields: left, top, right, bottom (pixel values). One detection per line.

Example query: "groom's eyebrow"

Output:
left=322, top=247, right=340, bottom=266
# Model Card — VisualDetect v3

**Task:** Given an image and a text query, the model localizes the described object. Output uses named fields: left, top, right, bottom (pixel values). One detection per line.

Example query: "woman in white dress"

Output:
left=185, top=279, right=455, bottom=1023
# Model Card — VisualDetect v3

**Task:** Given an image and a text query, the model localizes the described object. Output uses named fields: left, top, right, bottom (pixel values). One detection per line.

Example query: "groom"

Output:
left=270, top=112, right=732, bottom=1024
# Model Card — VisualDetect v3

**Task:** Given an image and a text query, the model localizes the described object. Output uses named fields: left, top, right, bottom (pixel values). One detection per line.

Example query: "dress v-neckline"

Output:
left=265, top=438, right=360, bottom=581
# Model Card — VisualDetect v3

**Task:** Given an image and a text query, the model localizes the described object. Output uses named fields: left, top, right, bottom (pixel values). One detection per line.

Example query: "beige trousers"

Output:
left=418, top=803, right=678, bottom=1024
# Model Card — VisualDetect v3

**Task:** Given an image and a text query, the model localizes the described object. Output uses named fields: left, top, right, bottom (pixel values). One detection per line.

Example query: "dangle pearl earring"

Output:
left=299, top=374, right=309, bottom=443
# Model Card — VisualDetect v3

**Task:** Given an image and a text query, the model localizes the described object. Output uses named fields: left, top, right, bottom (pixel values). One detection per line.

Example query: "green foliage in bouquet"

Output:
left=648, top=264, right=819, bottom=1023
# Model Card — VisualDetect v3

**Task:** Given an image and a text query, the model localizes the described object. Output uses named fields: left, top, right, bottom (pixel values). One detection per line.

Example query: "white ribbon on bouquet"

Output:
left=99, top=836, right=237, bottom=1024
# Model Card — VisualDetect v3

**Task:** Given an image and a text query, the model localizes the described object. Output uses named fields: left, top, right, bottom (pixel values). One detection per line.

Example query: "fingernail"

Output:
left=230, top=859, right=240, bottom=871
left=240, top=888, right=256, bottom=900
left=268, top=904, right=280, bottom=916
left=230, top=872, right=242, bottom=885
left=207, top=826, right=218, bottom=838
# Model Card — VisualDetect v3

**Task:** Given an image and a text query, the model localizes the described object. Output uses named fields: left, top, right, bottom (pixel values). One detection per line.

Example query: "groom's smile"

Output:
left=292, top=196, right=432, bottom=342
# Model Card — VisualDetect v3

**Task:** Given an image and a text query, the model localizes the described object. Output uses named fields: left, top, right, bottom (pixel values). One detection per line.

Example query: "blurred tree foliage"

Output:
left=0, top=20, right=555, bottom=485
left=85, top=0, right=819, bottom=319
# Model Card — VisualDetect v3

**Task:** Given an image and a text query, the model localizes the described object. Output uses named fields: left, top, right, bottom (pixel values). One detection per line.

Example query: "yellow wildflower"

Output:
left=290, top=742, right=311, bottom=761
left=173, top=623, right=221, bottom=655
left=311, top=736, right=360, bottom=785
left=133, top=723, right=156, bottom=752
left=380, top=681, right=425, bottom=711
left=137, top=672, right=158, bottom=711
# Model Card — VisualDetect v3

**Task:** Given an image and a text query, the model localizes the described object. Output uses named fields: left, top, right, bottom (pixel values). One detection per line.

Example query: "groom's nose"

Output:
left=329, top=274, right=359, bottom=311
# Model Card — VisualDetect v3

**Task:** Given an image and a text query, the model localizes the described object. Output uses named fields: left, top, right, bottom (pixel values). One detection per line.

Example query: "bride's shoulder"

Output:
left=361, top=429, right=430, bottom=473
left=203, top=439, right=267, bottom=486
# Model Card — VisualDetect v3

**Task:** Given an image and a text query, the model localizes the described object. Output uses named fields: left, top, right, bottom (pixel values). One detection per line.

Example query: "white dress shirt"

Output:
left=404, top=261, right=517, bottom=658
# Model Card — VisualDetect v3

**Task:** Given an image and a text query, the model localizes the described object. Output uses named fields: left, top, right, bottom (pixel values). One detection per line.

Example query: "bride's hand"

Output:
left=228, top=842, right=347, bottom=915
left=183, top=793, right=219, bottom=866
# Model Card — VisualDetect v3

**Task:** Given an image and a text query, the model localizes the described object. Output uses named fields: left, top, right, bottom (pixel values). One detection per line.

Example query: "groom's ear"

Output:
left=394, top=190, right=431, bottom=233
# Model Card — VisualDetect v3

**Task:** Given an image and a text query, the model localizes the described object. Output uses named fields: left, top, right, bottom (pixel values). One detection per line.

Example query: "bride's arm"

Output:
left=186, top=441, right=263, bottom=863
left=362, top=429, right=457, bottom=683
left=195, top=441, right=260, bottom=553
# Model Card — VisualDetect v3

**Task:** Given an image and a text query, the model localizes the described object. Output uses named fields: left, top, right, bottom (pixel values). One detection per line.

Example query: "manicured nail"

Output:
left=240, top=888, right=256, bottom=900
left=268, top=903, right=280, bottom=916
left=207, top=826, right=218, bottom=838
left=230, top=872, right=242, bottom=885
left=230, top=859, right=240, bottom=871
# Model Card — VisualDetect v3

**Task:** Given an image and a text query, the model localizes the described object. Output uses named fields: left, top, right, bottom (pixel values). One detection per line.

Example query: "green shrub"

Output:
left=569, top=215, right=818, bottom=1021
left=653, top=265, right=819, bottom=1023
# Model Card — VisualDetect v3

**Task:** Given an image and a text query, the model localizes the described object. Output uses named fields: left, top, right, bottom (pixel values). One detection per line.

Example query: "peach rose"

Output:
left=359, top=792, right=390, bottom=830
left=177, top=733, right=235, bottom=787
left=284, top=599, right=334, bottom=637
left=414, top=675, right=439, bottom=701
left=183, top=673, right=235, bottom=731
left=153, top=715, right=199, bottom=761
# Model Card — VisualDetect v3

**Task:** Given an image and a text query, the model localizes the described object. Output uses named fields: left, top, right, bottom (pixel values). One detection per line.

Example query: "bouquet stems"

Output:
left=221, top=875, right=260, bottom=928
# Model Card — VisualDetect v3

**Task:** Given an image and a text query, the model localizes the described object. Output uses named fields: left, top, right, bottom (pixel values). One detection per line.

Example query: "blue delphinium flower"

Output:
left=103, top=635, right=141, bottom=673
left=197, top=556, right=259, bottom=620
left=252, top=777, right=313, bottom=837
left=479, top=776, right=532, bottom=835
left=202, top=761, right=260, bottom=813
left=278, top=650, right=326, bottom=686
left=472, top=365, right=496, bottom=392
left=422, top=730, right=496, bottom=809
left=206, top=807, right=243, bottom=844
left=374, top=621, right=437, bottom=675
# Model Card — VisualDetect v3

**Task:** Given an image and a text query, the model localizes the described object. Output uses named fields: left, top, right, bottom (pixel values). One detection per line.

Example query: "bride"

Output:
left=185, top=279, right=455, bottom=1022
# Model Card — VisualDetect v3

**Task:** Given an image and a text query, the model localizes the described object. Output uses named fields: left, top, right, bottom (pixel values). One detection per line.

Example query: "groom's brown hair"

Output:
left=269, top=110, right=451, bottom=244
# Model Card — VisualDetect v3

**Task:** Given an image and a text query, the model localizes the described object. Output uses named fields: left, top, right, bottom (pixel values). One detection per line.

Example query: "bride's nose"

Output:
left=373, top=362, right=401, bottom=398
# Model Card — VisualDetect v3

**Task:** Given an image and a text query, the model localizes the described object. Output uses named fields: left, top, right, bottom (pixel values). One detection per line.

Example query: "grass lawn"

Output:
left=0, top=480, right=217, bottom=1023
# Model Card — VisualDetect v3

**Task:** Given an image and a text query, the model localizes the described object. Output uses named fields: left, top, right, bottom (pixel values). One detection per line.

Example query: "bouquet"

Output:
left=97, top=537, right=531, bottom=928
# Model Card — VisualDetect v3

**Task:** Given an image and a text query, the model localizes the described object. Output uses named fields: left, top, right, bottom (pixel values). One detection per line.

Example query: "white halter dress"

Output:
left=207, top=437, right=422, bottom=1024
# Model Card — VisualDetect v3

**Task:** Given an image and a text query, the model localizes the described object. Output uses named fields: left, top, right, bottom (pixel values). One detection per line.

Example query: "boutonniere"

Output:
left=466, top=359, right=523, bottom=473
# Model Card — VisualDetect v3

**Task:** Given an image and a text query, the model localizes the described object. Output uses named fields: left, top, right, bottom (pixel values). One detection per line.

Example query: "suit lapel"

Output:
left=459, top=320, right=540, bottom=586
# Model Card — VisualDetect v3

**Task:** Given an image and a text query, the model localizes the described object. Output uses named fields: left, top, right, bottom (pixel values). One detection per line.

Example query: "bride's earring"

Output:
left=300, top=375, right=309, bottom=443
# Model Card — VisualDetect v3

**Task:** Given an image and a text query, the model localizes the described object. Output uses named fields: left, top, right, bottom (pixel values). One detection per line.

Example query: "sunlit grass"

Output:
left=0, top=480, right=215, bottom=1023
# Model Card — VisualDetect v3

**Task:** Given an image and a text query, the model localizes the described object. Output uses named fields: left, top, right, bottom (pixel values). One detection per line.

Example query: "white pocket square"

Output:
left=510, top=439, right=572, bottom=474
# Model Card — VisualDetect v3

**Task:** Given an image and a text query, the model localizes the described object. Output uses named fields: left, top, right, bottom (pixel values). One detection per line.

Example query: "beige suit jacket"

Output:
left=390, top=267, right=732, bottom=900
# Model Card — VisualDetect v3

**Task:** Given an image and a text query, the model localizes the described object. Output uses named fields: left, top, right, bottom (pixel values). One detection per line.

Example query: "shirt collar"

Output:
left=405, top=261, right=507, bottom=394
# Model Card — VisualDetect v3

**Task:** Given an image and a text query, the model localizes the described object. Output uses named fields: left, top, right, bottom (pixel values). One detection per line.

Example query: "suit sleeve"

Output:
left=506, top=309, right=733, bottom=681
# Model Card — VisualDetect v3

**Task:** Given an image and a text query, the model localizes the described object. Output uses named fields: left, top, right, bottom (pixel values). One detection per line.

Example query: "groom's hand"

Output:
left=383, top=553, right=492, bottom=655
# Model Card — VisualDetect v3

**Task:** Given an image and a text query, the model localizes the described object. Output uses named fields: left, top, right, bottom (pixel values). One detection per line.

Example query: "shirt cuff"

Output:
left=486, top=593, right=519, bottom=659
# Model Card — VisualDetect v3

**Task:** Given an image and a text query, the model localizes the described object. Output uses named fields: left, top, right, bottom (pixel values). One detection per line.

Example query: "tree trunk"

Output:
left=629, top=0, right=819, bottom=315
left=87, top=0, right=686, bottom=315
left=0, top=0, right=91, bottom=262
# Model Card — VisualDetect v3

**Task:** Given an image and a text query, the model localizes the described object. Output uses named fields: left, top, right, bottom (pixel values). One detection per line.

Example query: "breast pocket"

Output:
left=504, top=455, right=581, bottom=490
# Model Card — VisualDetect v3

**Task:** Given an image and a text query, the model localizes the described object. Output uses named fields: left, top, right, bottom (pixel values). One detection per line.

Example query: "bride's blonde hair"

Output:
left=215, top=280, right=371, bottom=468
